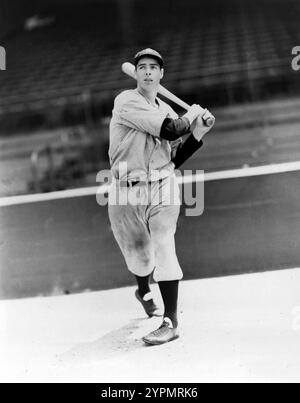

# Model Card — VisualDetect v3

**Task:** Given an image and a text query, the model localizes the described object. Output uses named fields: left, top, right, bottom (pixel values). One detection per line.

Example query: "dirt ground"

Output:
left=1, top=268, right=300, bottom=383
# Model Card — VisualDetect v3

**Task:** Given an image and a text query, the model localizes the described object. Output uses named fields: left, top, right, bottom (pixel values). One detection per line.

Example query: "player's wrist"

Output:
left=183, top=111, right=197, bottom=125
left=192, top=130, right=205, bottom=142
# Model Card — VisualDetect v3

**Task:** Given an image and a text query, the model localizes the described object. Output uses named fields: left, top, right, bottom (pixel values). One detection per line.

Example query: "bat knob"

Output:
left=204, top=117, right=215, bottom=127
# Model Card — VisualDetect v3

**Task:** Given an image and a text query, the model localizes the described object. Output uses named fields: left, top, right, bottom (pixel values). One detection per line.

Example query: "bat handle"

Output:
left=185, top=104, right=214, bottom=127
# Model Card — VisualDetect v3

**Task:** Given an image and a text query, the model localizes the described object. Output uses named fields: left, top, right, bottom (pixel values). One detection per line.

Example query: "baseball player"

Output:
left=108, top=48, right=215, bottom=345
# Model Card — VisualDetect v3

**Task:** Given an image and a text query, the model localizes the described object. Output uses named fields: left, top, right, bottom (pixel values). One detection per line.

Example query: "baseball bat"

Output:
left=121, top=62, right=214, bottom=127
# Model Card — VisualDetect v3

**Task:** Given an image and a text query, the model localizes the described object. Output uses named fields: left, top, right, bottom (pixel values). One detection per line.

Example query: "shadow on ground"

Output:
left=57, top=317, right=154, bottom=363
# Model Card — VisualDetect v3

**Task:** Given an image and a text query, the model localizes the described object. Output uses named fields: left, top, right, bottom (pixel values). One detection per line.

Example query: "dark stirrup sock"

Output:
left=135, top=275, right=151, bottom=298
left=158, top=280, right=179, bottom=328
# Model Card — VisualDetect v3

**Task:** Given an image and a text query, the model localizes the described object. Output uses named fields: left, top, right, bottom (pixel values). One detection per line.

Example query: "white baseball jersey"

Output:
left=108, top=88, right=183, bottom=282
left=109, top=89, right=178, bottom=182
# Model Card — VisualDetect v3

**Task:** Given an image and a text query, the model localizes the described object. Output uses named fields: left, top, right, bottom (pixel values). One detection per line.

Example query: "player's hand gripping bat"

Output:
left=121, top=62, right=214, bottom=127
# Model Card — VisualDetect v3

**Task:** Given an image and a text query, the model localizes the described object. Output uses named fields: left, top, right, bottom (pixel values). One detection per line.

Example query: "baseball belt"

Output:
left=119, top=179, right=163, bottom=188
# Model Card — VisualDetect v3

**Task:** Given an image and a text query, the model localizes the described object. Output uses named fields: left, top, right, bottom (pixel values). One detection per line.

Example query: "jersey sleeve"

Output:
left=114, top=93, right=168, bottom=138
left=171, top=134, right=204, bottom=169
left=160, top=117, right=191, bottom=140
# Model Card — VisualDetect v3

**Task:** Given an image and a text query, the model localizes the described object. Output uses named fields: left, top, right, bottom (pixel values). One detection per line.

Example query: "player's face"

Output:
left=135, top=57, right=164, bottom=92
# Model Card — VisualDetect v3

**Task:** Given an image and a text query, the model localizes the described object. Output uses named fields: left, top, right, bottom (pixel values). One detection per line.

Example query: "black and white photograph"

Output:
left=0, top=0, right=300, bottom=384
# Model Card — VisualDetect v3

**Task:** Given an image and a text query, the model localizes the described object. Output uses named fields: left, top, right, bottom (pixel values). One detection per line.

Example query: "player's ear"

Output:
left=133, top=66, right=137, bottom=79
left=160, top=68, right=164, bottom=80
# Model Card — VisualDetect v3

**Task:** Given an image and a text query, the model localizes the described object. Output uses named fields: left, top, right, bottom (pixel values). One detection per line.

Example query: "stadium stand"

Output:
left=0, top=0, right=299, bottom=118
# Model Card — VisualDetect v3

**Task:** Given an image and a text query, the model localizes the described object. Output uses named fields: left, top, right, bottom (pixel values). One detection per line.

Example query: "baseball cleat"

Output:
left=142, top=318, right=179, bottom=345
left=135, top=289, right=162, bottom=318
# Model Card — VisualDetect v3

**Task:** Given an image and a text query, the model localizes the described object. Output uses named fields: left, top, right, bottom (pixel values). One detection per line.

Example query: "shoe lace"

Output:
left=150, top=321, right=170, bottom=337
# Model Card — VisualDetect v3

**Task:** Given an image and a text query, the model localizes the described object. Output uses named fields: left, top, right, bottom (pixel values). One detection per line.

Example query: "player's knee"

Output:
left=152, top=233, right=174, bottom=252
left=150, top=219, right=177, bottom=238
left=127, top=244, right=153, bottom=271
left=125, top=237, right=150, bottom=255
left=134, top=238, right=148, bottom=250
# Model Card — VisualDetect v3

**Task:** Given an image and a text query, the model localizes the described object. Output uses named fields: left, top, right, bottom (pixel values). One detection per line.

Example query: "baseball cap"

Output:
left=134, top=48, right=164, bottom=68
